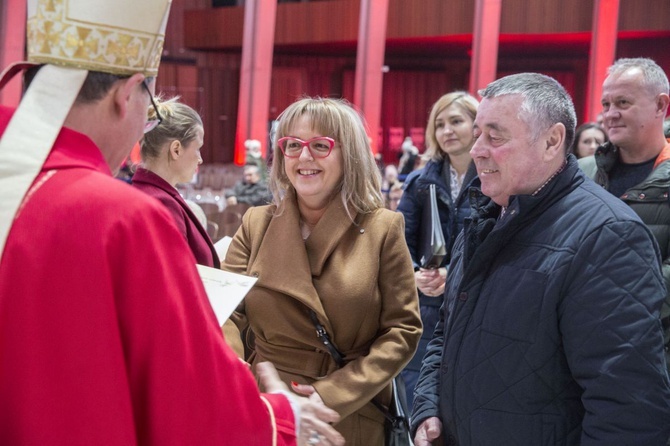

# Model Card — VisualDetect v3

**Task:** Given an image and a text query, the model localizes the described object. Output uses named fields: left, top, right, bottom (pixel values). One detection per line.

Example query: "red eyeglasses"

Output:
left=277, top=136, right=336, bottom=158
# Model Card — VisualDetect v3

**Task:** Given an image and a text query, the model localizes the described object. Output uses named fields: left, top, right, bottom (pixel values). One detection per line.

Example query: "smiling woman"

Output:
left=269, top=97, right=385, bottom=219
left=221, top=97, right=422, bottom=446
left=279, top=113, right=345, bottom=221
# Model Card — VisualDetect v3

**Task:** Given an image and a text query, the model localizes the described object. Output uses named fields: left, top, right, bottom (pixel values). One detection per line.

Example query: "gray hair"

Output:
left=478, top=73, right=577, bottom=154
left=243, top=164, right=260, bottom=174
left=607, top=57, right=670, bottom=96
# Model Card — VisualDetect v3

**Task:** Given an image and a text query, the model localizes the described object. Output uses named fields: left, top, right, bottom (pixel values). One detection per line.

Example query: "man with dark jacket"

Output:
left=579, top=58, right=670, bottom=375
left=225, top=163, right=271, bottom=206
left=411, top=73, right=670, bottom=445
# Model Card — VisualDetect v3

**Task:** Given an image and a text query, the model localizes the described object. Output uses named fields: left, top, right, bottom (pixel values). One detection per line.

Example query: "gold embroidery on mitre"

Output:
left=67, top=27, right=98, bottom=60
left=107, top=34, right=142, bottom=69
left=27, top=0, right=167, bottom=76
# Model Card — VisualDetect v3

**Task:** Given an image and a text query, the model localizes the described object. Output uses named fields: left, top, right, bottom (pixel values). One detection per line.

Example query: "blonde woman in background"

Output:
left=397, top=91, right=480, bottom=412
left=132, top=97, right=219, bottom=268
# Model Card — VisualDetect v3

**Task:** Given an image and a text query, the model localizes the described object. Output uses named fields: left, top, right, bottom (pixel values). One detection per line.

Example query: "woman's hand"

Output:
left=415, top=267, right=447, bottom=297
left=257, top=362, right=344, bottom=446
left=291, top=381, right=325, bottom=405
left=414, top=416, right=442, bottom=446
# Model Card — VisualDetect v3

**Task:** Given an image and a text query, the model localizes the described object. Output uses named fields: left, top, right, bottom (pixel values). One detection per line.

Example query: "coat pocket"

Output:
left=480, top=266, right=548, bottom=342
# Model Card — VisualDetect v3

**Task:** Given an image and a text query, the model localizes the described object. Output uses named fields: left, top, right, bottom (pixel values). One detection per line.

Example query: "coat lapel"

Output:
left=305, top=197, right=358, bottom=276
left=251, top=194, right=323, bottom=314
left=249, top=194, right=357, bottom=333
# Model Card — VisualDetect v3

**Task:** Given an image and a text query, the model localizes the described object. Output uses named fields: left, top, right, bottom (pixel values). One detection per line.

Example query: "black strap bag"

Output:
left=310, top=311, right=413, bottom=446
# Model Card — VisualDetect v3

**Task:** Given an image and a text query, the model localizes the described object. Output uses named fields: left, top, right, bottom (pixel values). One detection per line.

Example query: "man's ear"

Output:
left=656, top=93, right=670, bottom=117
left=113, top=73, right=145, bottom=119
left=543, top=122, right=566, bottom=161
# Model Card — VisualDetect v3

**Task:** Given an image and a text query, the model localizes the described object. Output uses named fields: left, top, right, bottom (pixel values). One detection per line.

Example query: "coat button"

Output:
left=359, top=228, right=365, bottom=234
left=459, top=292, right=468, bottom=301
left=251, top=272, right=259, bottom=278
left=639, top=193, right=646, bottom=199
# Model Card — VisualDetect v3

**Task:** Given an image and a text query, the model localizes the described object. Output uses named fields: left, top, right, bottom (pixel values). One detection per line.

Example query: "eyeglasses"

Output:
left=141, top=80, right=163, bottom=133
left=277, top=136, right=336, bottom=158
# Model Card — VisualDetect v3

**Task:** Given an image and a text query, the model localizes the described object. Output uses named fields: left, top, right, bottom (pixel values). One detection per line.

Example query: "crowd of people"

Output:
left=410, top=68, right=670, bottom=446
left=1, top=1, right=670, bottom=445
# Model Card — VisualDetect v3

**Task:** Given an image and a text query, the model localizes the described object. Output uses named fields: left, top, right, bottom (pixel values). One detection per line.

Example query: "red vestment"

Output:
left=0, top=105, right=296, bottom=445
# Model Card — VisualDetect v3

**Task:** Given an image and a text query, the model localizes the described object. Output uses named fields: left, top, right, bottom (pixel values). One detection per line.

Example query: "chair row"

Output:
left=205, top=203, right=252, bottom=243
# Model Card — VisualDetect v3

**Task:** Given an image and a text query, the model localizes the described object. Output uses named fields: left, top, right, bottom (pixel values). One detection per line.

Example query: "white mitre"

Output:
left=0, top=0, right=172, bottom=257
left=25, top=0, right=170, bottom=76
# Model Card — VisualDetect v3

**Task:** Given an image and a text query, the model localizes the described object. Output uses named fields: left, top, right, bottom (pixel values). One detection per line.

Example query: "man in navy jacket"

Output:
left=411, top=73, right=670, bottom=445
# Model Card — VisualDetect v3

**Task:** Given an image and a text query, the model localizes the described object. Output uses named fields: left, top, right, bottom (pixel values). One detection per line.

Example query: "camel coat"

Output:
left=223, top=194, right=422, bottom=445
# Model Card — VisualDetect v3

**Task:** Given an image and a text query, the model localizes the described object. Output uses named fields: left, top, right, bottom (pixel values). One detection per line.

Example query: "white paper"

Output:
left=214, top=236, right=233, bottom=261
left=196, top=265, right=257, bottom=325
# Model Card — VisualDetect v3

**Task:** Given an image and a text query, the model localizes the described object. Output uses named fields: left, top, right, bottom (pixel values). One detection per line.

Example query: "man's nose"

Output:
left=602, top=107, right=619, bottom=122
left=470, top=137, right=484, bottom=157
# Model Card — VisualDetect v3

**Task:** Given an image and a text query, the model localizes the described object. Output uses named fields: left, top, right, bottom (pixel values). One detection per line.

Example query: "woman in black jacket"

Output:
left=397, top=91, right=480, bottom=411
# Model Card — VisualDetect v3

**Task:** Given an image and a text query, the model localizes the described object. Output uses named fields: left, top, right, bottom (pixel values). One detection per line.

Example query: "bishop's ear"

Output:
left=113, top=73, right=145, bottom=119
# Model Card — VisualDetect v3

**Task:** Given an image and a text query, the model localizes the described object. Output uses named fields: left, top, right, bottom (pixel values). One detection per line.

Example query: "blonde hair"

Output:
left=424, top=91, right=479, bottom=162
left=141, top=96, right=203, bottom=161
left=270, top=97, right=384, bottom=219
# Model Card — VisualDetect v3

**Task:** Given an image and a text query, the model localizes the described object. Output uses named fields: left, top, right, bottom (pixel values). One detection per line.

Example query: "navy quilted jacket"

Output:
left=411, top=156, right=670, bottom=445
left=398, top=158, right=480, bottom=363
left=580, top=142, right=670, bottom=374
left=398, top=159, right=479, bottom=272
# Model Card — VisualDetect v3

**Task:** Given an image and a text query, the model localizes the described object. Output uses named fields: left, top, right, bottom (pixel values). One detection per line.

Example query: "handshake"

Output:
left=258, top=362, right=345, bottom=446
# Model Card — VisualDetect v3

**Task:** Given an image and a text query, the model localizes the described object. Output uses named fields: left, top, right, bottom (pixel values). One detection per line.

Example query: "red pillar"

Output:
left=234, top=0, right=277, bottom=165
left=585, top=0, right=620, bottom=123
left=0, top=0, right=26, bottom=107
left=468, top=0, right=502, bottom=96
left=353, top=0, right=389, bottom=155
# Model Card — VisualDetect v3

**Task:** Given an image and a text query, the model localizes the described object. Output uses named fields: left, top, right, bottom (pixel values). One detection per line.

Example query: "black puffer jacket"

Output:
left=411, top=156, right=670, bottom=445
left=579, top=141, right=670, bottom=372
